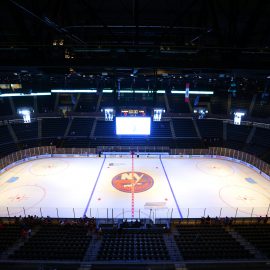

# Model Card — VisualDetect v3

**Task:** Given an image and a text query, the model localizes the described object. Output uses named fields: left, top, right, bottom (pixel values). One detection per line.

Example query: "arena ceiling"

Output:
left=0, top=0, right=270, bottom=92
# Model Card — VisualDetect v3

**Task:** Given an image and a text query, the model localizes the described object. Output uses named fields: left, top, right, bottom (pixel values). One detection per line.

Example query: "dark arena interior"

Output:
left=1, top=1, right=270, bottom=269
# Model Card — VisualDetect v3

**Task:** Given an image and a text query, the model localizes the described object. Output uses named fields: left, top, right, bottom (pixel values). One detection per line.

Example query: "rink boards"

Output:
left=0, top=154, right=269, bottom=219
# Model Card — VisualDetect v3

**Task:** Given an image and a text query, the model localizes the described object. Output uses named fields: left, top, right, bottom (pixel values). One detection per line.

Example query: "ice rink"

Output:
left=0, top=155, right=270, bottom=219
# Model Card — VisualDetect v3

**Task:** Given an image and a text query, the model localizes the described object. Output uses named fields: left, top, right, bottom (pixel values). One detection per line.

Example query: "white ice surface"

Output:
left=0, top=157, right=103, bottom=217
left=162, top=157, right=270, bottom=217
left=0, top=156, right=269, bottom=219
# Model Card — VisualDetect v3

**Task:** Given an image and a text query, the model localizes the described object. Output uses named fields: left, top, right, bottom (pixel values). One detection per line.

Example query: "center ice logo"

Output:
left=112, top=172, right=154, bottom=193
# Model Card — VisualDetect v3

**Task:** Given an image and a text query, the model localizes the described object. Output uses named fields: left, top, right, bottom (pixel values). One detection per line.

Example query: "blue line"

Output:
left=159, top=156, right=183, bottom=218
left=83, top=155, right=106, bottom=217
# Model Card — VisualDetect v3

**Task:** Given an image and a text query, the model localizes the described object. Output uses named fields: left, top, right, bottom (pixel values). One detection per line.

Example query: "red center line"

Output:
left=131, top=151, right=135, bottom=218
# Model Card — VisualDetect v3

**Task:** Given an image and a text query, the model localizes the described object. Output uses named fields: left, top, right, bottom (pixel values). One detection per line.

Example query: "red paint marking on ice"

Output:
left=131, top=151, right=135, bottom=218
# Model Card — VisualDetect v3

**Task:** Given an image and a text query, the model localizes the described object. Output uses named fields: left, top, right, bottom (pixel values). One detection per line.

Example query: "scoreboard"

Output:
left=102, top=107, right=164, bottom=135
left=116, top=117, right=151, bottom=135
left=116, top=108, right=150, bottom=135
left=120, top=109, right=146, bottom=117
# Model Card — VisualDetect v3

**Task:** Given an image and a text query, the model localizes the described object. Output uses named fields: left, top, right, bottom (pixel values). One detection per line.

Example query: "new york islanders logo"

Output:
left=112, top=172, right=154, bottom=193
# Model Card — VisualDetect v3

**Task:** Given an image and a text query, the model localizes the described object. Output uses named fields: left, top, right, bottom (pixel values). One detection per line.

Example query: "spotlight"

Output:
left=233, top=111, right=245, bottom=125
left=17, top=107, right=33, bottom=123
left=153, top=108, right=165, bottom=121
left=103, top=108, right=114, bottom=121
left=193, top=107, right=208, bottom=119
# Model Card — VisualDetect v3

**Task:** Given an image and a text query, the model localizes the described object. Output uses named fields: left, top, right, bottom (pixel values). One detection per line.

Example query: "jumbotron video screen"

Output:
left=116, top=117, right=151, bottom=135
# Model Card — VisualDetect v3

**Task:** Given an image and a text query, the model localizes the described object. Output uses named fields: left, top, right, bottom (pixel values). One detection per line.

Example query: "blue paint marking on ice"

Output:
left=83, top=156, right=106, bottom=217
left=159, top=156, right=183, bottom=219
left=6, top=177, right=19, bottom=183
left=245, top=177, right=257, bottom=184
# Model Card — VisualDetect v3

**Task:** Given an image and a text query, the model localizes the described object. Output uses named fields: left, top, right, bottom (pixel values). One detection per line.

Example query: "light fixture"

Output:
left=171, top=90, right=214, bottom=95
left=51, top=89, right=97, bottom=93
left=193, top=107, right=208, bottom=119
